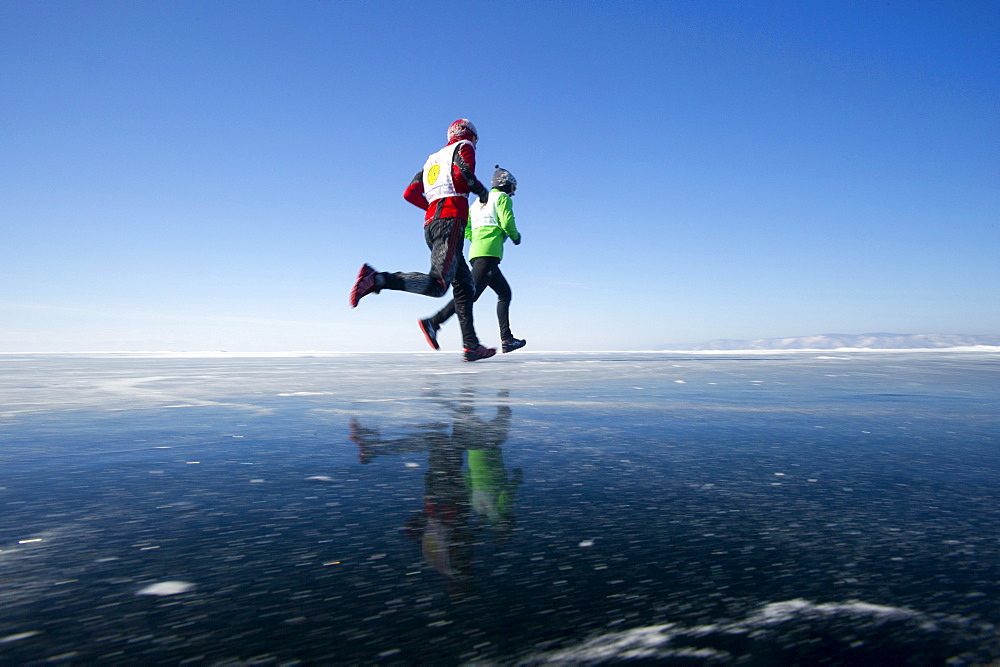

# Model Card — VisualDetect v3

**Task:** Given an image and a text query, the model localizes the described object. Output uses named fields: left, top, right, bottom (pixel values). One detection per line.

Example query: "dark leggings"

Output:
left=380, top=218, right=480, bottom=348
left=429, top=256, right=512, bottom=342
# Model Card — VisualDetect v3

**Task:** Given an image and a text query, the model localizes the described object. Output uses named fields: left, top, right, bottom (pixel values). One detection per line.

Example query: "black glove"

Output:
left=478, top=190, right=489, bottom=204
left=512, top=233, right=522, bottom=245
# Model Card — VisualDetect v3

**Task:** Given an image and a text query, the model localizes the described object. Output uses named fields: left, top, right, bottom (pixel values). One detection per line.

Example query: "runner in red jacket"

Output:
left=350, top=119, right=496, bottom=362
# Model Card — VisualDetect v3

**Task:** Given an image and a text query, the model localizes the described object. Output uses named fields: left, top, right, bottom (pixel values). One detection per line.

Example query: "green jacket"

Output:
left=466, top=188, right=520, bottom=260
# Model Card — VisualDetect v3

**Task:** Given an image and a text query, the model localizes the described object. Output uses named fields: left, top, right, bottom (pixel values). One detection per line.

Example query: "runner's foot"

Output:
left=463, top=345, right=497, bottom=362
left=349, top=264, right=380, bottom=308
left=418, top=319, right=440, bottom=350
left=502, top=338, right=527, bottom=353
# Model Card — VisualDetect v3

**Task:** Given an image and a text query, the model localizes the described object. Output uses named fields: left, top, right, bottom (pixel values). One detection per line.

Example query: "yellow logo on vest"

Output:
left=427, top=164, right=440, bottom=186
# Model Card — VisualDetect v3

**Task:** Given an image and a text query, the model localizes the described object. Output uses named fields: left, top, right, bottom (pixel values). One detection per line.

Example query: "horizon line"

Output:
left=3, top=346, right=999, bottom=359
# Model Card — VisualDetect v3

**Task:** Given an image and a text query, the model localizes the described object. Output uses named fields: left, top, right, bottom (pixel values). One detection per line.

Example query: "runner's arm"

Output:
left=496, top=193, right=520, bottom=244
left=454, top=144, right=489, bottom=203
left=403, top=171, right=429, bottom=210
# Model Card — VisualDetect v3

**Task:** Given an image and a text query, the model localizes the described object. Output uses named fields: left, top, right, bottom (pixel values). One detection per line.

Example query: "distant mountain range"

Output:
left=683, top=333, right=1000, bottom=351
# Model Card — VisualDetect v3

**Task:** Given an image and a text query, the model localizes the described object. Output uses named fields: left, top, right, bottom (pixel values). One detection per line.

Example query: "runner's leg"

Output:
left=487, top=265, right=513, bottom=341
left=452, top=254, right=480, bottom=349
left=379, top=220, right=452, bottom=297
left=429, top=255, right=493, bottom=328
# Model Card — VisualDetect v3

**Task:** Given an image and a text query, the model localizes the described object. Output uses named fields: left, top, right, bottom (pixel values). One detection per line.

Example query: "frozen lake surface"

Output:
left=1, top=351, right=998, bottom=664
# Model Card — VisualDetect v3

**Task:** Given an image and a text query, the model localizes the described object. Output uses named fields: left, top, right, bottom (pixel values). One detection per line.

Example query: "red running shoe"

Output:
left=463, top=344, right=497, bottom=362
left=349, top=264, right=380, bottom=307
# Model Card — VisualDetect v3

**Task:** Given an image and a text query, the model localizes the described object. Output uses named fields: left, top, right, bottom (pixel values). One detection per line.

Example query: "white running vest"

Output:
left=469, top=190, right=502, bottom=230
left=422, top=140, right=472, bottom=203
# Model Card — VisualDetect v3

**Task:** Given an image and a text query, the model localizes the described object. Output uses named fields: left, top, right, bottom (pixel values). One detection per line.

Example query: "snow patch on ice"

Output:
left=523, top=598, right=927, bottom=664
left=136, top=581, right=196, bottom=596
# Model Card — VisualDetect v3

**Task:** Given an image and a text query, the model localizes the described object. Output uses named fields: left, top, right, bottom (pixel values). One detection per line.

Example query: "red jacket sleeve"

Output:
left=453, top=143, right=488, bottom=200
left=402, top=170, right=429, bottom=210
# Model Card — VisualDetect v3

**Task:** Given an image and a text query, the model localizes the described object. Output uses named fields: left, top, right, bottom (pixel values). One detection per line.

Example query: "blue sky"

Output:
left=2, top=0, right=997, bottom=353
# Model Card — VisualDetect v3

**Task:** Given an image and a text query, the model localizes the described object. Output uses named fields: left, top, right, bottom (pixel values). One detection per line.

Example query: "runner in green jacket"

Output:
left=419, top=166, right=527, bottom=354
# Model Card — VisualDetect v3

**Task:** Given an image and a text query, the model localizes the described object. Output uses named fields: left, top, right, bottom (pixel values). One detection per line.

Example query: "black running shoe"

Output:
left=502, top=338, right=526, bottom=353
left=463, top=345, right=497, bottom=362
left=418, top=319, right=440, bottom=350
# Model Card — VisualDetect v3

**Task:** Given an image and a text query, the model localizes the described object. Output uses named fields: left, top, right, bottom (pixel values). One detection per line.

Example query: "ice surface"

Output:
left=0, top=351, right=998, bottom=663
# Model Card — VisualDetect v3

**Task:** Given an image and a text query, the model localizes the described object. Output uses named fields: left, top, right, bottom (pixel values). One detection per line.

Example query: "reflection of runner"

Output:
left=348, top=390, right=518, bottom=595
left=420, top=166, right=526, bottom=354
left=467, top=445, right=522, bottom=544
left=350, top=119, right=495, bottom=362
left=405, top=439, right=473, bottom=596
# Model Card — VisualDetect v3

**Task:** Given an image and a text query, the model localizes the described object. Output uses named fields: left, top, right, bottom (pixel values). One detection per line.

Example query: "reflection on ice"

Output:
left=350, top=389, right=520, bottom=597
